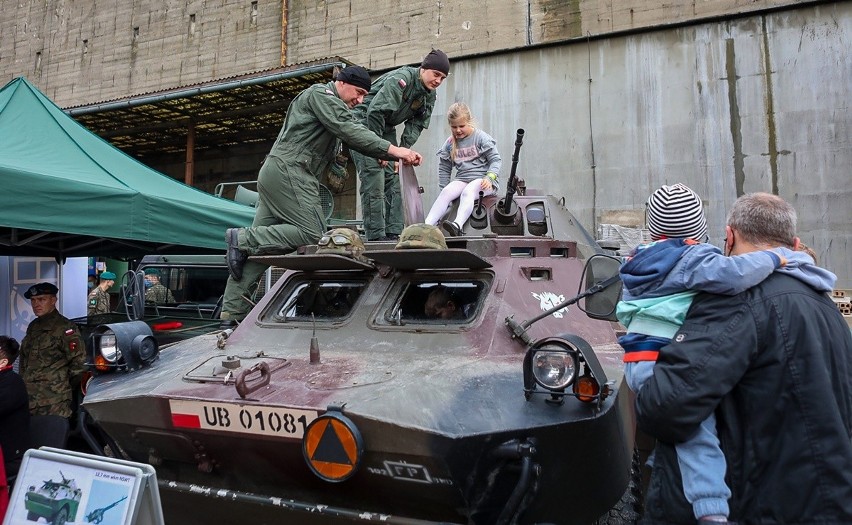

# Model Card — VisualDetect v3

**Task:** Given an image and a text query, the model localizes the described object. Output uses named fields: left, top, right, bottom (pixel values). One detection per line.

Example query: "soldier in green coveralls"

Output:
left=87, top=271, right=115, bottom=315
left=350, top=49, right=450, bottom=241
left=221, top=65, right=423, bottom=322
left=19, top=282, right=86, bottom=439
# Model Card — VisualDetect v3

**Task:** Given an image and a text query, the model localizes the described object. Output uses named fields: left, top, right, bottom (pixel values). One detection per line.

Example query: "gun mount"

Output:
left=494, top=128, right=525, bottom=226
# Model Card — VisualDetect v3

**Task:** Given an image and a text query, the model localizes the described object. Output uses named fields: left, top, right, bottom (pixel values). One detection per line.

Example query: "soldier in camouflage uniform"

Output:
left=351, top=50, right=450, bottom=241
left=19, top=282, right=86, bottom=421
left=221, top=65, right=423, bottom=322
left=144, top=268, right=175, bottom=304
left=87, top=270, right=115, bottom=315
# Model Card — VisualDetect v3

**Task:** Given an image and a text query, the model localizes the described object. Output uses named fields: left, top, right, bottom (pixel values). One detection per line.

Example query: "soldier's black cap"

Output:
left=24, top=282, right=59, bottom=299
left=336, top=66, right=372, bottom=92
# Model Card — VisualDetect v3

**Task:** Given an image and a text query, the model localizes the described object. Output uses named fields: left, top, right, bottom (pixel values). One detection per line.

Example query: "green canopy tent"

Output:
left=0, top=77, right=255, bottom=258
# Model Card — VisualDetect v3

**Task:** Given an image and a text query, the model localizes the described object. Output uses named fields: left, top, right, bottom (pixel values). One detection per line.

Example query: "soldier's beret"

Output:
left=24, top=282, right=59, bottom=299
left=143, top=268, right=161, bottom=276
left=100, top=271, right=117, bottom=280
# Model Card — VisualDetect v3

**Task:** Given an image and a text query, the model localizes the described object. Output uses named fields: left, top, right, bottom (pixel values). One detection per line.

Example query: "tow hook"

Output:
left=235, top=361, right=271, bottom=398
left=493, top=438, right=538, bottom=525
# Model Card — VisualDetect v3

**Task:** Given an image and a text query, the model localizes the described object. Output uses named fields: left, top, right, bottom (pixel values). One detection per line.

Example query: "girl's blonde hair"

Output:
left=447, top=102, right=477, bottom=161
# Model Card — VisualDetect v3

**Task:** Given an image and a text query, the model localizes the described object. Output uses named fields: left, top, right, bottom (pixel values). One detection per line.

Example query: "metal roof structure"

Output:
left=66, top=57, right=348, bottom=159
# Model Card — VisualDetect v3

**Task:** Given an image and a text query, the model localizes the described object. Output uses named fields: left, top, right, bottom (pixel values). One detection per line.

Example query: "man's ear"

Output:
left=724, top=225, right=734, bottom=255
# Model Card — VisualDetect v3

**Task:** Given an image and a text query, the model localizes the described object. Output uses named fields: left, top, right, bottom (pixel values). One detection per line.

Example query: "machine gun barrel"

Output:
left=500, top=129, right=525, bottom=215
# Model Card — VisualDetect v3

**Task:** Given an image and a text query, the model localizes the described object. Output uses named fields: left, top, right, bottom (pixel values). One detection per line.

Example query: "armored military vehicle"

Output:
left=81, top=131, right=640, bottom=524
left=24, top=471, right=82, bottom=524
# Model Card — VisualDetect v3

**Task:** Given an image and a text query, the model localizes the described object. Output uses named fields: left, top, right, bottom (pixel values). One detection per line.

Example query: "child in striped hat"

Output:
left=618, top=183, right=786, bottom=524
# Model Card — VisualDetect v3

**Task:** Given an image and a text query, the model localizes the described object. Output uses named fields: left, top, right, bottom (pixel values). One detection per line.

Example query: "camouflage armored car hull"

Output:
left=83, top=193, right=638, bottom=524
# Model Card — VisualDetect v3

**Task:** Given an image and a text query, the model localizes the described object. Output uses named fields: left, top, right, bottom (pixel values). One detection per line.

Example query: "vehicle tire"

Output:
left=593, top=448, right=643, bottom=525
left=52, top=506, right=69, bottom=525
left=26, top=511, right=39, bottom=521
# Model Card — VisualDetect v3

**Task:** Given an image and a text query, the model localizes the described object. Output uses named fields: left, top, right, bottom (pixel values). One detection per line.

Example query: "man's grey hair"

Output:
left=727, top=192, right=797, bottom=248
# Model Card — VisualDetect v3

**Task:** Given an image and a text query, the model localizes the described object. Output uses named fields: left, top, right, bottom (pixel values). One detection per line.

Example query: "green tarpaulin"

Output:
left=0, top=77, right=255, bottom=257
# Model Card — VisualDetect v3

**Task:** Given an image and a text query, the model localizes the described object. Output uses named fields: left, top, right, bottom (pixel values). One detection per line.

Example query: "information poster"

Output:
left=3, top=448, right=162, bottom=525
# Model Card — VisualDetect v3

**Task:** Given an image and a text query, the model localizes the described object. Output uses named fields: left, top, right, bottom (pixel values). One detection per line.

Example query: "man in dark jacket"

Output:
left=0, top=335, right=29, bottom=479
left=636, top=192, right=852, bottom=525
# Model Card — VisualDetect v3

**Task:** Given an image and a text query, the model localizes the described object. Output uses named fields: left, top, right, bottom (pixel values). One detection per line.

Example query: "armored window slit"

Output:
left=522, top=268, right=551, bottom=281
left=510, top=247, right=535, bottom=257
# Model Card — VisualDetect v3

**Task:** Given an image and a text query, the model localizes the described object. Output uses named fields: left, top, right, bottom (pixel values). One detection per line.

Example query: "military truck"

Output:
left=74, top=254, right=284, bottom=349
left=23, top=471, right=82, bottom=524
left=80, top=131, right=641, bottom=524
left=73, top=255, right=228, bottom=348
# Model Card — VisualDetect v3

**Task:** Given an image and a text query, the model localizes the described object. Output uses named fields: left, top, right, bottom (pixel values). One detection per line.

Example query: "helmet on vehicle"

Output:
left=395, top=224, right=447, bottom=250
left=316, top=228, right=366, bottom=260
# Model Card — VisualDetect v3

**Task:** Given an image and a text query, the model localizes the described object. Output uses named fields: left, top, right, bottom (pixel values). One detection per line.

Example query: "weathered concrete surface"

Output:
left=1, top=0, right=825, bottom=107
left=286, top=0, right=824, bottom=71
left=409, top=3, right=850, bottom=286
left=0, top=0, right=284, bottom=104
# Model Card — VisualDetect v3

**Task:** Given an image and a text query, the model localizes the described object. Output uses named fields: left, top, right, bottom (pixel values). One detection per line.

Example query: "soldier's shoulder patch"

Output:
left=89, top=299, right=97, bottom=305
left=397, top=78, right=407, bottom=88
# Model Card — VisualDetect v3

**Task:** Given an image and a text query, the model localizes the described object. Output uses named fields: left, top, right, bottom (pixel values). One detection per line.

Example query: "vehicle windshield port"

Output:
left=382, top=278, right=489, bottom=325
left=268, top=279, right=367, bottom=322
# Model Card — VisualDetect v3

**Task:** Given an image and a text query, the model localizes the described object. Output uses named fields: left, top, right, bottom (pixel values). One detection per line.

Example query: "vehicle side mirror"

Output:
left=577, top=254, right=622, bottom=322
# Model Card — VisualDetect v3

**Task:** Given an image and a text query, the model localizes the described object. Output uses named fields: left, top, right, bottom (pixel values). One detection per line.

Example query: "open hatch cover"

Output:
left=252, top=249, right=491, bottom=271
left=367, top=248, right=491, bottom=270
left=251, top=254, right=375, bottom=271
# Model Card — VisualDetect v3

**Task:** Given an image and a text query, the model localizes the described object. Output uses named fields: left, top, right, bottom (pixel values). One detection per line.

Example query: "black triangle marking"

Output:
left=312, top=421, right=352, bottom=465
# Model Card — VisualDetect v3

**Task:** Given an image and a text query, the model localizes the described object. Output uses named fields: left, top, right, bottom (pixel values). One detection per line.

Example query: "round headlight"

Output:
left=98, top=331, right=120, bottom=362
left=532, top=345, right=578, bottom=390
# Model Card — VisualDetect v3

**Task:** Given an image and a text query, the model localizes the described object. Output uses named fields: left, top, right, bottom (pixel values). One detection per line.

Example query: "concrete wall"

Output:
left=1, top=0, right=819, bottom=107
left=286, top=0, right=816, bottom=69
left=407, top=3, right=850, bottom=286
left=0, top=0, right=284, bottom=104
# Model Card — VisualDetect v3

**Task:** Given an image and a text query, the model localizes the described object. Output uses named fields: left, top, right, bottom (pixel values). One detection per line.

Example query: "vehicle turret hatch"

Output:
left=183, top=353, right=290, bottom=383
left=377, top=277, right=491, bottom=326
left=261, top=276, right=369, bottom=323
left=251, top=254, right=375, bottom=272
left=367, top=248, right=491, bottom=270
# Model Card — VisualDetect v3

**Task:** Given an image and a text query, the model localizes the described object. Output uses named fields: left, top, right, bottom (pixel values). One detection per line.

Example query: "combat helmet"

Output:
left=395, top=224, right=447, bottom=250
left=316, top=228, right=367, bottom=260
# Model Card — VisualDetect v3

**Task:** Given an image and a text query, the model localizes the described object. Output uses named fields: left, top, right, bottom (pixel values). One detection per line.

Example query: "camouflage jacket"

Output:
left=145, top=283, right=175, bottom=304
left=87, top=286, right=111, bottom=315
left=267, top=81, right=393, bottom=178
left=19, top=309, right=86, bottom=418
left=351, top=66, right=436, bottom=148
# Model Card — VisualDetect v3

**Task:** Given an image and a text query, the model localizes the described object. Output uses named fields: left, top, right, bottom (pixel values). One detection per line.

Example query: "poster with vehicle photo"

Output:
left=3, top=451, right=138, bottom=525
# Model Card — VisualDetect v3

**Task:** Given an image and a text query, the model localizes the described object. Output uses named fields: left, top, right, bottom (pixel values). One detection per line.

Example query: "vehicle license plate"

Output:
left=169, top=399, right=318, bottom=439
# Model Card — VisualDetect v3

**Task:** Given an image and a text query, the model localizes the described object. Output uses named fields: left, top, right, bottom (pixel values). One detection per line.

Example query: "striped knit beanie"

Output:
left=646, top=183, right=708, bottom=241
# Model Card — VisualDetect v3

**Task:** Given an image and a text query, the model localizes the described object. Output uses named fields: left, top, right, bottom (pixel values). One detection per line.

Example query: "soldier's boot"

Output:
left=225, top=228, right=248, bottom=280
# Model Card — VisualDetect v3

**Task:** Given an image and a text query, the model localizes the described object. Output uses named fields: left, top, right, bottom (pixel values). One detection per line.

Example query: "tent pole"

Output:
left=185, top=120, right=195, bottom=186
